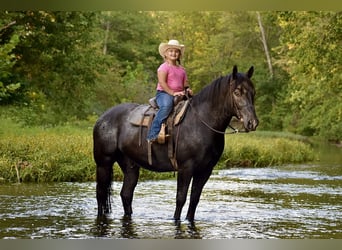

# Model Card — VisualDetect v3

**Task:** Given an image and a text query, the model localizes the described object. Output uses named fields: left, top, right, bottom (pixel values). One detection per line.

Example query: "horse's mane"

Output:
left=193, top=74, right=232, bottom=107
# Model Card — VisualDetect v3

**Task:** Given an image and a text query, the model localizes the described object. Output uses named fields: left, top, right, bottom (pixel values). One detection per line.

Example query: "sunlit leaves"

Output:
left=275, top=11, right=342, bottom=140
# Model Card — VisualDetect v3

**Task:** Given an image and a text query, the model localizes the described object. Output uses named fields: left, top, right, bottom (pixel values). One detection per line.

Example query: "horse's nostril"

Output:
left=247, top=119, right=258, bottom=131
left=250, top=119, right=258, bottom=130
left=254, top=119, right=259, bottom=129
left=248, top=120, right=253, bottom=129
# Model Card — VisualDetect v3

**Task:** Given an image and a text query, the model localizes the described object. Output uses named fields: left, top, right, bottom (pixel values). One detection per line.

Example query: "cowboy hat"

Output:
left=158, top=39, right=185, bottom=58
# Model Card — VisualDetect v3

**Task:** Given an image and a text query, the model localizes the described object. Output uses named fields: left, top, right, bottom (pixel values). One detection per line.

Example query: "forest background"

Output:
left=1, top=11, right=341, bottom=142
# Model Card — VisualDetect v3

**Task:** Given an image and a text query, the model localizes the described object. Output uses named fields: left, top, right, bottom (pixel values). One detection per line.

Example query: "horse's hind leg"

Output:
left=118, top=157, right=140, bottom=217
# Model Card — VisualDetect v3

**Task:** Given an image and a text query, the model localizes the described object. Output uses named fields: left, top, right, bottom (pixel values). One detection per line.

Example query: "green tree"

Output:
left=1, top=11, right=340, bottom=141
left=1, top=11, right=110, bottom=124
left=0, top=17, right=22, bottom=103
left=16, top=12, right=99, bottom=120
left=97, top=11, right=160, bottom=105
left=103, top=11, right=159, bottom=79
left=251, top=11, right=290, bottom=131
left=276, top=11, right=342, bottom=141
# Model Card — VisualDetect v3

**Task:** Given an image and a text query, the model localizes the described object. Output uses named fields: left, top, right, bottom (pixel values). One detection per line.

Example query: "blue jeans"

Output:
left=147, top=91, right=173, bottom=140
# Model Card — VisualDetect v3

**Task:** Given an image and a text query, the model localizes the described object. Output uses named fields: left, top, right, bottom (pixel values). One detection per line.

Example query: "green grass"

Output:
left=0, top=118, right=175, bottom=183
left=220, top=131, right=315, bottom=168
left=0, top=118, right=314, bottom=183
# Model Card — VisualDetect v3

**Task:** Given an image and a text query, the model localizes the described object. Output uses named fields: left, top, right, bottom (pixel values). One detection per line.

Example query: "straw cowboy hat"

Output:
left=158, top=39, right=185, bottom=58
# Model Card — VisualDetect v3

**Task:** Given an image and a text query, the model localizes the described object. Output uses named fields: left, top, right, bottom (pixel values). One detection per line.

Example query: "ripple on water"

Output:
left=0, top=163, right=341, bottom=239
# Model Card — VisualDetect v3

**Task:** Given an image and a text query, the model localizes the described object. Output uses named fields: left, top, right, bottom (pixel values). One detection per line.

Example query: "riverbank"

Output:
left=221, top=131, right=315, bottom=168
left=0, top=119, right=315, bottom=183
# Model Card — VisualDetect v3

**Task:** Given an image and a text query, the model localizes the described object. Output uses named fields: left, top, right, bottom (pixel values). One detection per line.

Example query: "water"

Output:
left=0, top=145, right=341, bottom=239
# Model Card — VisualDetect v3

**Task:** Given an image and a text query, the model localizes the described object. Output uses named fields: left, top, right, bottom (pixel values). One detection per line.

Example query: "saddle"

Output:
left=127, top=96, right=190, bottom=169
left=127, top=97, right=189, bottom=142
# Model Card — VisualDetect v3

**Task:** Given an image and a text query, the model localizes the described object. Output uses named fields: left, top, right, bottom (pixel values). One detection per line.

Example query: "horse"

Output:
left=93, top=65, right=258, bottom=221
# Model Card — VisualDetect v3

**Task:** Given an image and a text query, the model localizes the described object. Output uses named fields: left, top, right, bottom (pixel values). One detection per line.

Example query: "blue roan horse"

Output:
left=93, top=65, right=258, bottom=221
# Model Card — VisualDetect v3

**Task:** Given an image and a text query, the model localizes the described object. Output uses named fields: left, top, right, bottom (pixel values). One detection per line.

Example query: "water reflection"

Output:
left=92, top=215, right=202, bottom=239
left=92, top=215, right=113, bottom=238
left=120, top=216, right=138, bottom=239
left=174, top=220, right=202, bottom=239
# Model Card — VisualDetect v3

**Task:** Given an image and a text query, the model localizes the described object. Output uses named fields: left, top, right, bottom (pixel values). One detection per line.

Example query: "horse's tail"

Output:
left=93, top=119, right=115, bottom=216
left=96, top=164, right=113, bottom=216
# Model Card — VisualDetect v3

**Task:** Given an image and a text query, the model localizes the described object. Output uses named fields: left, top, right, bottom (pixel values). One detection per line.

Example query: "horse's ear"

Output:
left=232, top=65, right=238, bottom=80
left=247, top=66, right=254, bottom=78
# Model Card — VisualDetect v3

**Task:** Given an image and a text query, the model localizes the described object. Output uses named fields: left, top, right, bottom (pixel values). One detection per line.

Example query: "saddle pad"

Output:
left=128, top=100, right=190, bottom=127
left=128, top=105, right=156, bottom=127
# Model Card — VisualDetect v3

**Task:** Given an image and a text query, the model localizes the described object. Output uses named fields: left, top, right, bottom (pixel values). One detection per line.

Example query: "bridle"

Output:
left=184, top=81, right=248, bottom=135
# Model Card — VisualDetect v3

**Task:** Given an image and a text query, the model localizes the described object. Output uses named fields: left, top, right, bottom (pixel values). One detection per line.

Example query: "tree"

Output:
left=1, top=11, right=340, bottom=141
left=96, top=11, right=160, bottom=105
left=4, top=11, right=108, bottom=124
left=0, top=17, right=22, bottom=104
left=275, top=11, right=342, bottom=141
left=257, top=11, right=273, bottom=78
left=103, top=11, right=159, bottom=77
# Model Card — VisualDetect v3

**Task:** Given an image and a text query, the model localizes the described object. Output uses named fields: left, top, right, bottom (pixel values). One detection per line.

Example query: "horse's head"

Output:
left=230, top=65, right=259, bottom=132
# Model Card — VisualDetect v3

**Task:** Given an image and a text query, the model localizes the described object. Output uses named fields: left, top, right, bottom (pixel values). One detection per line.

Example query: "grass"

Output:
left=0, top=118, right=314, bottom=183
left=0, top=124, right=94, bottom=182
left=0, top=118, right=175, bottom=183
left=220, top=131, right=315, bottom=168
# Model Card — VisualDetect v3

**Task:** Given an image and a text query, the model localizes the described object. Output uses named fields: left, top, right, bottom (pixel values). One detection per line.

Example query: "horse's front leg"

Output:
left=174, top=168, right=193, bottom=221
left=186, top=168, right=212, bottom=221
left=119, top=158, right=140, bottom=217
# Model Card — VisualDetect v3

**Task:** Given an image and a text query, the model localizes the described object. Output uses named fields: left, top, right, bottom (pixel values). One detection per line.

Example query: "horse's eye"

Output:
left=234, top=89, right=241, bottom=97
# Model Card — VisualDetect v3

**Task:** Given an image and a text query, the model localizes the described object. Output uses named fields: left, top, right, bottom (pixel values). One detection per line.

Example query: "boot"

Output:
left=157, top=123, right=170, bottom=144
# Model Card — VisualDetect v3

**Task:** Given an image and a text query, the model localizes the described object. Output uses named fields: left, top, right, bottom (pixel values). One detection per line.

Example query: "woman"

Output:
left=147, top=39, right=192, bottom=143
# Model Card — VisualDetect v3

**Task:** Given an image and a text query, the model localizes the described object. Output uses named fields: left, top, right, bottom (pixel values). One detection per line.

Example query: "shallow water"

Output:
left=0, top=146, right=341, bottom=239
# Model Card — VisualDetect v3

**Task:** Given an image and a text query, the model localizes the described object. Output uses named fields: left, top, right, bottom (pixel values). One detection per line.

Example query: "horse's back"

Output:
left=96, top=103, right=139, bottom=124
left=93, top=103, right=140, bottom=153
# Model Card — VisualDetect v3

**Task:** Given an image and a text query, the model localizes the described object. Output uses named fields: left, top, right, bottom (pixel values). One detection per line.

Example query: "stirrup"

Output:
left=157, top=123, right=167, bottom=144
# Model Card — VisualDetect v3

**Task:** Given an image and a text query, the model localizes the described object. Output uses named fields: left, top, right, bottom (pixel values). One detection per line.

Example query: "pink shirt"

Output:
left=156, top=62, right=188, bottom=92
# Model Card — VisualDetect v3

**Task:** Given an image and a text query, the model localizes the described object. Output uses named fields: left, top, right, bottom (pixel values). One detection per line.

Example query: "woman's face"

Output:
left=165, top=48, right=181, bottom=60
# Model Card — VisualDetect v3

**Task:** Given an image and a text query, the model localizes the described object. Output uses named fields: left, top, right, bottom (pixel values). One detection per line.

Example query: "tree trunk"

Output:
left=103, top=21, right=110, bottom=55
left=256, top=12, right=273, bottom=79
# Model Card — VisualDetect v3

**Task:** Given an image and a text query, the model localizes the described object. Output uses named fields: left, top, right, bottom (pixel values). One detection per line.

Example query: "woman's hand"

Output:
left=173, top=91, right=185, bottom=96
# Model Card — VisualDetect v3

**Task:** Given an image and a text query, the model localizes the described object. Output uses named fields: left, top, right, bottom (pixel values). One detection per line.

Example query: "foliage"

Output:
left=0, top=18, right=22, bottom=103
left=0, top=11, right=340, bottom=141
left=103, top=11, right=159, bottom=73
left=275, top=11, right=342, bottom=141
left=98, top=11, right=160, bottom=105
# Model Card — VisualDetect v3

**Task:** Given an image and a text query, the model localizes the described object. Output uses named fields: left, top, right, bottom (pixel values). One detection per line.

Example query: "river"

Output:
left=0, top=144, right=341, bottom=239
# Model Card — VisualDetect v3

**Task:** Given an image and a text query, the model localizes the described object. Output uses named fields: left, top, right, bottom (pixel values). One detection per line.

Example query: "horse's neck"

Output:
left=192, top=78, right=233, bottom=131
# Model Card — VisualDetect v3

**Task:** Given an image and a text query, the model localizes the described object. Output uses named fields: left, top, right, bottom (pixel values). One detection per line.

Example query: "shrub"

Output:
left=220, top=132, right=314, bottom=168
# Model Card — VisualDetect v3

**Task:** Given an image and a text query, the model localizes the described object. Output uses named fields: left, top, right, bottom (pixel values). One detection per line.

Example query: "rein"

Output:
left=185, top=91, right=246, bottom=135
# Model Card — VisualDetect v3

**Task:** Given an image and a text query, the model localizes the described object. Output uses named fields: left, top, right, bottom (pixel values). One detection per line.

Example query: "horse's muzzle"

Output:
left=242, top=117, right=258, bottom=132
left=247, top=118, right=258, bottom=131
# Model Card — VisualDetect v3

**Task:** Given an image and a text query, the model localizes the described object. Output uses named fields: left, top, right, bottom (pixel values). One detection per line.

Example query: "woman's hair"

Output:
left=163, top=56, right=182, bottom=65
left=163, top=48, right=183, bottom=65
